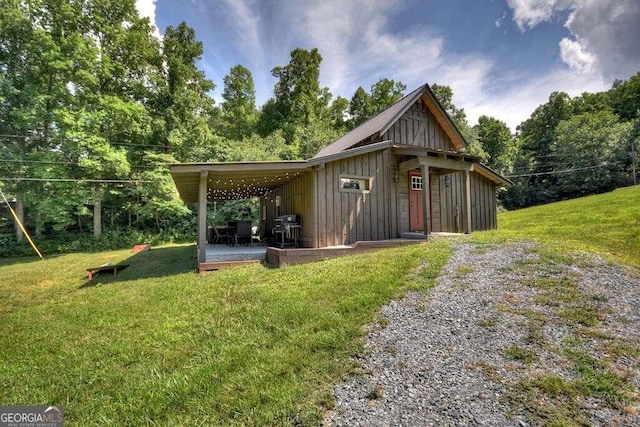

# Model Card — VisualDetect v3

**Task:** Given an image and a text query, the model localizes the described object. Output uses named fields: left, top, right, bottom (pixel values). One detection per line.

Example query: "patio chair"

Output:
left=251, top=220, right=266, bottom=246
left=235, top=220, right=252, bottom=246
left=212, top=223, right=233, bottom=246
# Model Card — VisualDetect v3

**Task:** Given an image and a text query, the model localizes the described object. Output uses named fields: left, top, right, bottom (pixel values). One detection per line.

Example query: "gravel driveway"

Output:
left=325, top=241, right=640, bottom=426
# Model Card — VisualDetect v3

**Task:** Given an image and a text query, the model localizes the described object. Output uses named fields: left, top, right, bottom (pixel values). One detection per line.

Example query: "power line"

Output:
left=0, top=177, right=154, bottom=183
left=0, top=158, right=164, bottom=169
left=506, top=163, right=614, bottom=178
left=0, top=133, right=174, bottom=150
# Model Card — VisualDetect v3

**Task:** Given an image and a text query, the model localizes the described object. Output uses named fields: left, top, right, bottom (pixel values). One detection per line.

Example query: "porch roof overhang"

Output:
left=392, top=144, right=511, bottom=186
left=394, top=144, right=477, bottom=174
left=169, top=161, right=309, bottom=203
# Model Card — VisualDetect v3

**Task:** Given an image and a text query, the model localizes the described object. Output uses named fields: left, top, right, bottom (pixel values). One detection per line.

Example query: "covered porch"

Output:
left=394, top=144, right=509, bottom=236
left=395, top=145, right=476, bottom=236
left=170, top=161, right=310, bottom=271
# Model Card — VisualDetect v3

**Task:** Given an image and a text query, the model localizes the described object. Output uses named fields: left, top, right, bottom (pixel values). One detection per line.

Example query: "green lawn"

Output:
left=2, top=185, right=638, bottom=424
left=479, top=185, right=640, bottom=268
left=0, top=241, right=451, bottom=425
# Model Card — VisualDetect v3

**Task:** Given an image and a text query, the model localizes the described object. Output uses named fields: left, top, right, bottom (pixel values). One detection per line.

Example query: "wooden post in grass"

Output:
left=198, top=170, right=208, bottom=264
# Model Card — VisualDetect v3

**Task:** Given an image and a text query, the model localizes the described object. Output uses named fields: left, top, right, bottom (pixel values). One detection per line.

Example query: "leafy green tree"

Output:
left=430, top=83, right=486, bottom=160
left=270, top=48, right=328, bottom=128
left=348, top=86, right=371, bottom=128
left=571, top=91, right=613, bottom=116
left=155, top=22, right=215, bottom=162
left=474, top=115, right=514, bottom=173
left=134, top=153, right=191, bottom=232
left=256, top=48, right=337, bottom=158
left=221, top=65, right=257, bottom=140
left=216, top=131, right=295, bottom=162
left=551, top=111, right=631, bottom=198
left=369, top=78, right=406, bottom=115
left=0, top=0, right=87, bottom=240
left=66, top=0, right=163, bottom=236
left=327, top=96, right=349, bottom=133
left=507, top=91, right=573, bottom=207
left=347, top=79, right=406, bottom=129
left=611, top=71, right=640, bottom=121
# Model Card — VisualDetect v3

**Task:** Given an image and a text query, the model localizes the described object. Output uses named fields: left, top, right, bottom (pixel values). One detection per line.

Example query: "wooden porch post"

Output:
left=464, top=170, right=472, bottom=234
left=421, top=164, right=430, bottom=237
left=198, top=170, right=208, bottom=264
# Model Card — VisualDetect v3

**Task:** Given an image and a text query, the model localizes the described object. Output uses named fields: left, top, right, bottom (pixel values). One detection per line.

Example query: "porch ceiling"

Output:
left=170, top=161, right=309, bottom=203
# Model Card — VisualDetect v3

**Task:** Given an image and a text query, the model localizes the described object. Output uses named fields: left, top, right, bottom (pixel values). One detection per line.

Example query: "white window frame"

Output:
left=339, top=174, right=372, bottom=193
left=410, top=175, right=423, bottom=190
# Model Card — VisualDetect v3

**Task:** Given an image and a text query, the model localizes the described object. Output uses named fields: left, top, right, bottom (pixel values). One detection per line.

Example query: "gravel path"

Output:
left=325, top=241, right=640, bottom=426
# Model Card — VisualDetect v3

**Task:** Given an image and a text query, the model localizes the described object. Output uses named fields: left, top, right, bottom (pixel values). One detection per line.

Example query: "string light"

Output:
left=203, top=171, right=302, bottom=201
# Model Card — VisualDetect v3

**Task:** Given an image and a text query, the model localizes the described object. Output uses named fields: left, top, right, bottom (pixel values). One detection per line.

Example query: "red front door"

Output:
left=409, top=172, right=424, bottom=231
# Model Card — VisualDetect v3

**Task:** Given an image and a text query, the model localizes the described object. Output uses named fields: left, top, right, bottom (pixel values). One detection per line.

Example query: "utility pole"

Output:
left=633, top=145, right=637, bottom=186
left=632, top=130, right=638, bottom=186
left=633, top=135, right=637, bottom=185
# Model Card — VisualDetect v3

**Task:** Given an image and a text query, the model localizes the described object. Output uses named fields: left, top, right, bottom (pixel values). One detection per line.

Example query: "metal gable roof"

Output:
left=312, top=83, right=468, bottom=159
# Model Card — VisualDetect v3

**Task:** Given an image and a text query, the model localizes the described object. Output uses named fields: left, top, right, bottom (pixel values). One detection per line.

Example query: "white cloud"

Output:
left=564, top=0, right=640, bottom=80
left=281, top=0, right=492, bottom=109
left=507, top=0, right=572, bottom=30
left=464, top=68, right=608, bottom=130
left=559, top=38, right=598, bottom=74
left=202, top=0, right=623, bottom=130
left=507, top=0, right=640, bottom=80
left=219, top=0, right=264, bottom=67
left=135, top=0, right=161, bottom=39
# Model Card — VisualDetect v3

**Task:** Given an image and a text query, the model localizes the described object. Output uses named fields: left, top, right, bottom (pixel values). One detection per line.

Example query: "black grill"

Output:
left=273, top=215, right=300, bottom=248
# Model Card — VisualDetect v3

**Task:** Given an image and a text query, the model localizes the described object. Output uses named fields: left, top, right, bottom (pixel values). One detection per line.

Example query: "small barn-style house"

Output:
left=170, top=83, right=510, bottom=270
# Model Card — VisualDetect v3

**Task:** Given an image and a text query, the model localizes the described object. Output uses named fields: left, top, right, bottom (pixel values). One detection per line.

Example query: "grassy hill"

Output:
left=0, top=240, right=451, bottom=425
left=480, top=185, right=640, bottom=268
left=1, top=185, right=637, bottom=424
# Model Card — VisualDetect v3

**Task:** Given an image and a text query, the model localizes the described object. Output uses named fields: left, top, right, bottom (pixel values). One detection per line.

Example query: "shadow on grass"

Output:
left=79, top=244, right=197, bottom=288
left=0, top=253, right=54, bottom=267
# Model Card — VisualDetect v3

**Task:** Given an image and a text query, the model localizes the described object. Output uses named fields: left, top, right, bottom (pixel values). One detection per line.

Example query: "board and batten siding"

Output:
left=400, top=170, right=498, bottom=233
left=261, top=171, right=315, bottom=247
left=315, top=149, right=397, bottom=247
left=470, top=171, right=498, bottom=231
left=399, top=170, right=464, bottom=234
left=382, top=99, right=456, bottom=151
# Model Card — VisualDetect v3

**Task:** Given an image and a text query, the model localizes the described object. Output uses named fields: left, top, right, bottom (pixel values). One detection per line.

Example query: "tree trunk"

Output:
left=35, top=210, right=42, bottom=238
left=14, top=190, right=24, bottom=242
left=93, top=186, right=103, bottom=238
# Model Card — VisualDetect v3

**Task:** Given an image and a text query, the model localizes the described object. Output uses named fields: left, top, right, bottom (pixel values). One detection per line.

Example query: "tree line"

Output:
left=1, top=0, right=638, bottom=254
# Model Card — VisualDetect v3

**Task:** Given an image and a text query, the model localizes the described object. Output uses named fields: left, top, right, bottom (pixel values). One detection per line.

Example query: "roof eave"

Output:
left=309, top=140, right=393, bottom=166
left=472, top=163, right=512, bottom=186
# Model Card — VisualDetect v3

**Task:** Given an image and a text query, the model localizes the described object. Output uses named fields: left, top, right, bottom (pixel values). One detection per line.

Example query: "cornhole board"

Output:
left=86, top=263, right=129, bottom=280
left=132, top=244, right=150, bottom=254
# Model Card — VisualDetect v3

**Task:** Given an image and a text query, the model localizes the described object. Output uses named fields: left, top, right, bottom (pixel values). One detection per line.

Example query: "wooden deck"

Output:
left=265, top=239, right=424, bottom=267
left=199, top=244, right=267, bottom=272
left=199, top=239, right=441, bottom=272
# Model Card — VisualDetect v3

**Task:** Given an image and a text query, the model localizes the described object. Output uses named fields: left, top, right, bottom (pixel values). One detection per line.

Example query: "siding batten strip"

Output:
left=464, top=170, right=472, bottom=234
left=421, top=164, right=430, bottom=237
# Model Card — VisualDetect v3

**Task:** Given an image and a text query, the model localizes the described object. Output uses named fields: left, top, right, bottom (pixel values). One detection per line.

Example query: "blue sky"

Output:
left=136, top=0, right=640, bottom=130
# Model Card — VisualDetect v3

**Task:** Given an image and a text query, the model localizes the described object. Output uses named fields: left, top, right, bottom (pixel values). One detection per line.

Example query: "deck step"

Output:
left=207, top=253, right=267, bottom=262
left=399, top=232, right=428, bottom=240
left=199, top=259, right=262, bottom=272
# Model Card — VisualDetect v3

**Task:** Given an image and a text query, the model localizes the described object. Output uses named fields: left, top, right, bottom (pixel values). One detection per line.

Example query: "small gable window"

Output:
left=340, top=175, right=371, bottom=193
